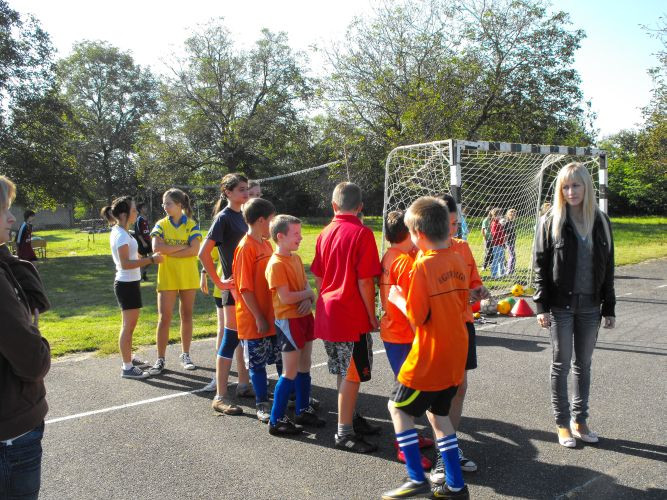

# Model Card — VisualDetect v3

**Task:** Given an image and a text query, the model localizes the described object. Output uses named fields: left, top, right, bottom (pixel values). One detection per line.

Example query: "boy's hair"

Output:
left=440, top=194, right=457, bottom=215
left=248, top=180, right=260, bottom=189
left=24, top=210, right=36, bottom=220
left=405, top=197, right=450, bottom=242
left=332, top=182, right=362, bottom=211
left=243, top=197, right=276, bottom=225
left=136, top=203, right=145, bottom=212
left=489, top=207, right=501, bottom=218
left=270, top=214, right=301, bottom=243
left=0, top=176, right=16, bottom=211
left=384, top=210, right=409, bottom=244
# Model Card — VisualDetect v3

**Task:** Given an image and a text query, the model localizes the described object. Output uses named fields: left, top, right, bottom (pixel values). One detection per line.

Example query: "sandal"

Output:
left=570, top=420, right=599, bottom=443
left=557, top=427, right=576, bottom=448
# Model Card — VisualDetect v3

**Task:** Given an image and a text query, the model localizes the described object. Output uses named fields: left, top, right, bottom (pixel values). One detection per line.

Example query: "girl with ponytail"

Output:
left=102, top=196, right=163, bottom=379
left=148, top=188, right=202, bottom=375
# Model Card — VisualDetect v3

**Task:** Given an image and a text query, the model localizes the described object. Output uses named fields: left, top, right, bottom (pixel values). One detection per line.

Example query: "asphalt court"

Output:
left=41, top=259, right=667, bottom=499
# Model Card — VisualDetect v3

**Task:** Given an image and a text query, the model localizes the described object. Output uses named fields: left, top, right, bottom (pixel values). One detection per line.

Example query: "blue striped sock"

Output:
left=437, top=434, right=464, bottom=490
left=396, top=429, right=425, bottom=483
left=269, top=376, right=294, bottom=425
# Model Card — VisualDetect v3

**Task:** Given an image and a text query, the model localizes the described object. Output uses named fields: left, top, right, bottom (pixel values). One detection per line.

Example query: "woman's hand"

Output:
left=151, top=252, right=164, bottom=265
left=537, top=312, right=550, bottom=329
left=215, top=277, right=234, bottom=291
left=602, top=316, right=616, bottom=329
left=200, top=273, right=209, bottom=295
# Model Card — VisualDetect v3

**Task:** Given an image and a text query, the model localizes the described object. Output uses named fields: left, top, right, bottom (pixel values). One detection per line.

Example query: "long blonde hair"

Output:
left=551, top=163, right=598, bottom=242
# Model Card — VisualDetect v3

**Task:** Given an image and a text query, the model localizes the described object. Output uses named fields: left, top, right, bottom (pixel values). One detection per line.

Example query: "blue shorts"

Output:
left=383, top=341, right=412, bottom=377
left=242, top=336, right=280, bottom=370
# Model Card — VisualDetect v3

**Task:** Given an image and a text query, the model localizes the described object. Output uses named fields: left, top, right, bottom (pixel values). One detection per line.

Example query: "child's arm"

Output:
left=169, top=237, right=201, bottom=258
left=198, top=239, right=233, bottom=290
left=469, top=285, right=490, bottom=303
left=241, top=291, right=269, bottom=334
left=118, top=244, right=163, bottom=270
left=358, top=277, right=379, bottom=330
left=275, top=284, right=315, bottom=305
left=388, top=285, right=416, bottom=332
left=152, top=236, right=188, bottom=255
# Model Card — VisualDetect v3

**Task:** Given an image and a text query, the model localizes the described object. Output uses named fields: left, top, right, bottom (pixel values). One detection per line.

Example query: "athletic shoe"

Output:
left=418, top=434, right=434, bottom=449
left=148, top=358, right=165, bottom=376
left=212, top=396, right=243, bottom=415
left=288, top=395, right=321, bottom=410
left=334, top=433, right=377, bottom=454
left=294, top=406, right=326, bottom=428
left=201, top=378, right=217, bottom=392
left=180, top=352, right=195, bottom=370
left=396, top=448, right=432, bottom=470
left=268, top=416, right=302, bottom=436
left=430, top=454, right=445, bottom=484
left=131, top=355, right=148, bottom=366
left=256, top=402, right=271, bottom=423
left=236, top=383, right=255, bottom=398
left=353, top=414, right=382, bottom=435
left=381, top=480, right=431, bottom=499
left=121, top=366, right=150, bottom=379
left=431, top=484, right=469, bottom=499
left=458, top=448, right=477, bottom=472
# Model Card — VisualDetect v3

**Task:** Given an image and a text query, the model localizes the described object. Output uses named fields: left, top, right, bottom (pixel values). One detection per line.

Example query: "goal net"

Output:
left=383, top=139, right=607, bottom=296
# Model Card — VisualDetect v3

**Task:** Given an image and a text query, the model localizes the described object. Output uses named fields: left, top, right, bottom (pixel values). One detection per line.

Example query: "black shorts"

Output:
left=218, top=289, right=235, bottom=307
left=466, top=322, right=477, bottom=370
left=114, top=280, right=142, bottom=310
left=391, top=383, right=458, bottom=418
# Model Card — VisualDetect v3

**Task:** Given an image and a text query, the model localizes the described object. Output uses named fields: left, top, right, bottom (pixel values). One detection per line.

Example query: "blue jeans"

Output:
left=549, top=301, right=601, bottom=426
left=0, top=423, right=44, bottom=499
left=491, top=245, right=505, bottom=278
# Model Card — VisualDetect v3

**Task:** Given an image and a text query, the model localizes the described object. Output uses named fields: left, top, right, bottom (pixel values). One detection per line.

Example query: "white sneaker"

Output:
left=458, top=447, right=478, bottom=472
left=202, top=378, right=217, bottom=392
left=180, top=352, right=196, bottom=370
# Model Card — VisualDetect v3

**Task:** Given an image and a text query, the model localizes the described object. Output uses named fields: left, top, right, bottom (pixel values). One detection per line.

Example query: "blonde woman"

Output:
left=533, top=163, right=616, bottom=448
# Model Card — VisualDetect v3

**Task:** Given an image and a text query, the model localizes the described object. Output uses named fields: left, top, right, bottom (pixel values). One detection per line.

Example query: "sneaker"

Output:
left=334, top=433, right=378, bottom=454
left=180, top=352, right=195, bottom=370
left=131, top=355, right=148, bottom=366
left=458, top=448, right=477, bottom=472
left=201, top=378, right=217, bottom=392
left=353, top=413, right=382, bottom=435
left=288, top=395, right=321, bottom=410
left=430, top=454, right=445, bottom=484
left=212, top=396, right=243, bottom=415
left=148, top=358, right=165, bottom=376
left=294, top=406, right=326, bottom=428
left=236, top=383, right=255, bottom=398
left=418, top=434, right=434, bottom=449
left=121, top=366, right=150, bottom=379
left=268, top=416, right=302, bottom=436
left=431, top=484, right=469, bottom=499
left=256, top=402, right=271, bottom=423
left=382, top=480, right=431, bottom=499
left=396, top=448, right=432, bottom=470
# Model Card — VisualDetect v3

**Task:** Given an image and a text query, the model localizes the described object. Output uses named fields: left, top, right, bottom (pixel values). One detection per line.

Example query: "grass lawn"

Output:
left=31, top=215, right=667, bottom=357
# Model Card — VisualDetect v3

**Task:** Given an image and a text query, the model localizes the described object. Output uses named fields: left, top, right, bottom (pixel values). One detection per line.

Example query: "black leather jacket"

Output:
left=533, top=210, right=615, bottom=317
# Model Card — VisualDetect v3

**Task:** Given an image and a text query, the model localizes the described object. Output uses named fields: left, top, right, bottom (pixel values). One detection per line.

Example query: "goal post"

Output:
left=382, top=139, right=607, bottom=296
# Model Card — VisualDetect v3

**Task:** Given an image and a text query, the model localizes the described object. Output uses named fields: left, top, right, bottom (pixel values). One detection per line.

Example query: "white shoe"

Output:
left=202, top=378, right=217, bottom=392
left=558, top=428, right=576, bottom=448
left=180, top=352, right=196, bottom=370
left=570, top=421, right=599, bottom=443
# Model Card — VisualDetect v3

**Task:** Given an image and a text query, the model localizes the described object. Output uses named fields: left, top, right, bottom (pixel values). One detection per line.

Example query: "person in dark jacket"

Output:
left=0, top=176, right=51, bottom=499
left=16, top=209, right=38, bottom=261
left=533, top=163, right=615, bottom=449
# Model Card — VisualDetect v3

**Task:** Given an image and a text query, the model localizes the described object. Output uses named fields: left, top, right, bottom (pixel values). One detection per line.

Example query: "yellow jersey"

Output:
left=151, top=215, right=202, bottom=291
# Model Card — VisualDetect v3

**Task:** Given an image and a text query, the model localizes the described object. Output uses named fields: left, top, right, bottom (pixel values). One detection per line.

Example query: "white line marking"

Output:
left=555, top=474, right=605, bottom=499
left=46, top=348, right=388, bottom=425
left=658, top=284, right=667, bottom=289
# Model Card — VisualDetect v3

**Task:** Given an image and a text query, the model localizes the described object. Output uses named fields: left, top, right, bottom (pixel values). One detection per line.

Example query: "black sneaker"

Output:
left=334, top=433, right=377, bottom=453
left=294, top=406, right=326, bottom=428
left=382, top=480, right=431, bottom=499
left=431, top=484, right=469, bottom=499
left=353, top=413, right=382, bottom=435
left=430, top=454, right=445, bottom=484
left=268, top=416, right=302, bottom=436
left=288, top=396, right=321, bottom=410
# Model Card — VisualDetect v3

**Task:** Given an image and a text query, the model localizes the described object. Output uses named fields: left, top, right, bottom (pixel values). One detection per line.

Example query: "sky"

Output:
left=11, top=0, right=665, bottom=140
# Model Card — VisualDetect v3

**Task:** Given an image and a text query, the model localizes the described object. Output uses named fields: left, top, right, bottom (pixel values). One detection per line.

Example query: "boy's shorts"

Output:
left=242, top=336, right=280, bottom=370
left=466, top=322, right=477, bottom=370
left=218, top=290, right=235, bottom=307
left=383, top=341, right=412, bottom=378
left=323, top=333, right=373, bottom=383
left=390, top=382, right=458, bottom=417
left=275, top=314, right=315, bottom=352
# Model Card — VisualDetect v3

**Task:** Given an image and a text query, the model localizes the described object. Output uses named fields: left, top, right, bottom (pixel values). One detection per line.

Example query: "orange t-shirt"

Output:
left=398, top=247, right=470, bottom=391
left=450, top=238, right=483, bottom=323
left=379, top=247, right=415, bottom=344
left=233, top=234, right=275, bottom=340
left=265, top=253, right=310, bottom=320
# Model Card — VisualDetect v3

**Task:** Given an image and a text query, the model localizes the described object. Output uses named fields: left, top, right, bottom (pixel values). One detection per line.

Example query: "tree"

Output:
left=58, top=41, right=158, bottom=203
left=149, top=21, right=314, bottom=186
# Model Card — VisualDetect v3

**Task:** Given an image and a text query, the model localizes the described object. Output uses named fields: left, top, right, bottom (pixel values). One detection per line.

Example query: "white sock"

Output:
left=122, top=362, right=133, bottom=370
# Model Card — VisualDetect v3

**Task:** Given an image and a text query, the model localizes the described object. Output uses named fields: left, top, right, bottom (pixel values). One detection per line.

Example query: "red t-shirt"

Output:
left=311, top=214, right=382, bottom=342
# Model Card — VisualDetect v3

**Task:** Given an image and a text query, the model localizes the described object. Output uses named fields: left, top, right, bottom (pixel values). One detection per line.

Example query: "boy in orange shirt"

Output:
left=429, top=194, right=490, bottom=483
left=232, top=198, right=280, bottom=423
left=383, top=197, right=481, bottom=500
left=265, top=215, right=325, bottom=436
left=380, top=210, right=434, bottom=469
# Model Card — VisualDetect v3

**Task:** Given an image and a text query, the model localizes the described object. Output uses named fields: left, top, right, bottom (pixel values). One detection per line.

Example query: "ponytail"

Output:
left=101, top=206, right=115, bottom=224
left=212, top=195, right=224, bottom=218
left=101, top=196, right=133, bottom=226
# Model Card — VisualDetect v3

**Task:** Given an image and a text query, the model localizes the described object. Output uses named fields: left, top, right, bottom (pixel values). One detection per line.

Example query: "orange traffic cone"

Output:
left=510, top=298, right=535, bottom=317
